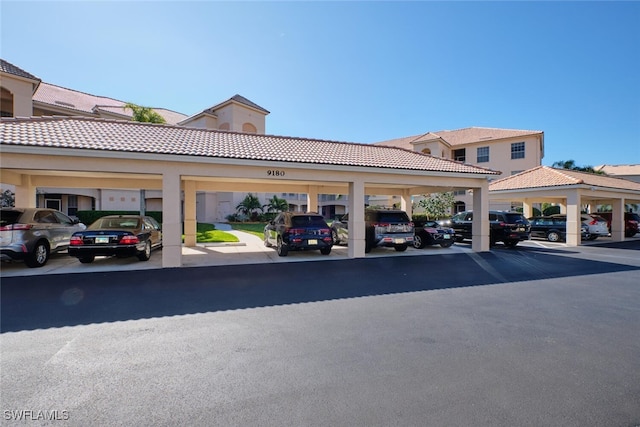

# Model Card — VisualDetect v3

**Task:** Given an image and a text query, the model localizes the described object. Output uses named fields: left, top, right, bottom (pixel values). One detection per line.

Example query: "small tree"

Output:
left=263, top=195, right=289, bottom=213
left=1, top=189, right=15, bottom=207
left=552, top=160, right=605, bottom=175
left=417, top=192, right=455, bottom=219
left=124, top=103, right=166, bottom=124
left=235, top=193, right=263, bottom=221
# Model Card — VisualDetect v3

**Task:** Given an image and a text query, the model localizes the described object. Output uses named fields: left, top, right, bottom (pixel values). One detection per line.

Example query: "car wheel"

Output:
left=440, top=240, right=454, bottom=248
left=26, top=240, right=49, bottom=268
left=137, top=241, right=152, bottom=261
left=504, top=240, right=519, bottom=248
left=276, top=237, right=288, bottom=257
left=79, top=256, right=95, bottom=264
left=413, top=234, right=425, bottom=249
left=394, top=244, right=408, bottom=252
left=320, top=247, right=331, bottom=255
left=332, top=229, right=340, bottom=245
left=454, top=236, right=464, bottom=243
left=547, top=231, right=561, bottom=242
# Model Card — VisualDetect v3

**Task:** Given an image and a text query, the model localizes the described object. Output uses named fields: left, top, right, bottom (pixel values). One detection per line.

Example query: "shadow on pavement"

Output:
left=2, top=249, right=638, bottom=332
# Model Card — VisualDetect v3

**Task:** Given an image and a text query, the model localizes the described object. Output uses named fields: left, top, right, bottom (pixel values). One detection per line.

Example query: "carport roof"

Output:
left=0, top=116, right=500, bottom=175
left=489, top=166, right=640, bottom=192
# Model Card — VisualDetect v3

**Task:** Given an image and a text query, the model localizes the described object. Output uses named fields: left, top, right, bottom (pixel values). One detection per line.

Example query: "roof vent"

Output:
left=54, top=100, right=76, bottom=108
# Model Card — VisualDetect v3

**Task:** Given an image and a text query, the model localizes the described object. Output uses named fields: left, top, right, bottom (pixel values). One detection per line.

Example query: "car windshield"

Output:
left=90, top=217, right=141, bottom=230
left=0, top=210, right=22, bottom=226
left=291, top=216, right=327, bottom=228
left=376, top=213, right=409, bottom=223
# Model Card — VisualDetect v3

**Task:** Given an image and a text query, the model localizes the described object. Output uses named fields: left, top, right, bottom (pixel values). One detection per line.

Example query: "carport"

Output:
left=1, top=116, right=500, bottom=268
left=489, top=166, right=640, bottom=245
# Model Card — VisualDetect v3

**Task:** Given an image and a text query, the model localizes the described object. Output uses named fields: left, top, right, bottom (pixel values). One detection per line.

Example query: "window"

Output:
left=453, top=148, right=466, bottom=162
left=453, top=190, right=466, bottom=196
left=242, top=123, right=257, bottom=133
left=421, top=148, right=431, bottom=155
left=511, top=142, right=525, bottom=159
left=477, top=146, right=489, bottom=163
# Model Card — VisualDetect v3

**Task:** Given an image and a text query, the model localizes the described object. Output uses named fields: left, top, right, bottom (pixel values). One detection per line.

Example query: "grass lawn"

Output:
left=230, top=222, right=266, bottom=239
left=184, top=223, right=239, bottom=243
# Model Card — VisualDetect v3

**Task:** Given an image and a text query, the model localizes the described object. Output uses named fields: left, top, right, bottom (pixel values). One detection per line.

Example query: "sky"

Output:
left=1, top=1, right=639, bottom=168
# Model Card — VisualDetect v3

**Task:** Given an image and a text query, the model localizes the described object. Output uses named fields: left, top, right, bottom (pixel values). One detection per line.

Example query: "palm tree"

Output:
left=124, top=103, right=166, bottom=124
left=263, top=195, right=289, bottom=213
left=552, top=159, right=605, bottom=175
left=235, top=193, right=263, bottom=221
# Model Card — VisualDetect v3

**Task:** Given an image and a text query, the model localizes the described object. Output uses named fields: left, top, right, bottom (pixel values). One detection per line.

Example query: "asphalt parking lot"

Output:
left=1, top=235, right=639, bottom=426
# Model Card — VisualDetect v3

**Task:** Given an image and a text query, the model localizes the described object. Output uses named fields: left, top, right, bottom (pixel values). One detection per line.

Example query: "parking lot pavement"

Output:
left=0, top=230, right=473, bottom=277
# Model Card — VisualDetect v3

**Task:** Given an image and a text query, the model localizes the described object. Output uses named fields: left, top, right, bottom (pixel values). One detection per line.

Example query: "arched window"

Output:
left=219, top=123, right=230, bottom=131
left=421, top=148, right=431, bottom=155
left=242, top=123, right=257, bottom=133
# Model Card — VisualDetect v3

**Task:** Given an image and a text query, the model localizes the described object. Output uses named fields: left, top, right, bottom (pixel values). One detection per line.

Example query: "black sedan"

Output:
left=413, top=220, right=456, bottom=249
left=68, top=215, right=162, bottom=263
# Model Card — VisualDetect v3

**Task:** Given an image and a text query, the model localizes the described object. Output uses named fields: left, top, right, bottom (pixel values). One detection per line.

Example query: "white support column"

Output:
left=522, top=198, right=533, bottom=218
left=400, top=189, right=412, bottom=219
left=610, top=198, right=625, bottom=242
left=472, top=182, right=490, bottom=252
left=15, top=175, right=36, bottom=208
left=566, top=191, right=580, bottom=246
left=162, top=172, right=182, bottom=268
left=183, top=180, right=197, bottom=247
left=348, top=180, right=365, bottom=258
left=307, top=186, right=318, bottom=213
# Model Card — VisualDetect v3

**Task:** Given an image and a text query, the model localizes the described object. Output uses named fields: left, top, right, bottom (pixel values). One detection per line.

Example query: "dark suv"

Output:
left=264, top=212, right=333, bottom=257
left=331, top=208, right=414, bottom=253
left=450, top=210, right=530, bottom=247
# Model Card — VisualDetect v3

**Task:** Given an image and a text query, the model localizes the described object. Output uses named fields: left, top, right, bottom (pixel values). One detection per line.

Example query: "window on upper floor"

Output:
left=421, top=148, right=431, bottom=155
left=453, top=148, right=466, bottom=162
left=453, top=190, right=466, bottom=196
left=219, top=123, right=230, bottom=131
left=477, top=146, right=489, bottom=163
left=511, top=142, right=525, bottom=159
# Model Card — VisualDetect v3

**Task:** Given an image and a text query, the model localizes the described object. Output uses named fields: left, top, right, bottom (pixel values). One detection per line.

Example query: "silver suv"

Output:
left=0, top=208, right=85, bottom=267
left=331, top=208, right=414, bottom=253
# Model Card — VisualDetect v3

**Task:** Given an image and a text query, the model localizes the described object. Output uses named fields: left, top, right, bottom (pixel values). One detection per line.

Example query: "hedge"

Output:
left=75, top=210, right=163, bottom=225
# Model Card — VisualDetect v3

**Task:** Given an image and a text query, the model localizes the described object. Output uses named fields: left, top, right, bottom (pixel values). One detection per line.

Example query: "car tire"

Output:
left=79, top=256, right=95, bottom=264
left=440, top=240, right=454, bottom=248
left=276, top=237, right=288, bottom=257
left=454, top=236, right=464, bottom=243
left=320, top=247, right=331, bottom=255
left=394, top=244, right=408, bottom=252
left=332, top=229, right=340, bottom=245
left=546, top=231, right=561, bottom=242
left=413, top=234, right=425, bottom=249
left=137, top=241, right=152, bottom=261
left=25, top=240, right=49, bottom=268
left=504, top=240, right=519, bottom=248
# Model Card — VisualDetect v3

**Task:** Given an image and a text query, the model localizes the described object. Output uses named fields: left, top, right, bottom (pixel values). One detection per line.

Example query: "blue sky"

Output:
left=1, top=1, right=639, bottom=167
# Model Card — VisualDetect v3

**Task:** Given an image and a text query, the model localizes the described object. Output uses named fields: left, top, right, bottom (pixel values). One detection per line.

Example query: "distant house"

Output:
left=595, top=164, right=640, bottom=184
left=375, top=127, right=544, bottom=213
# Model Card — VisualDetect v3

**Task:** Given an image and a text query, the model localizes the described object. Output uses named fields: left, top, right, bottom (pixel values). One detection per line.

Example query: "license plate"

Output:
left=443, top=234, right=450, bottom=239
left=95, top=236, right=110, bottom=244
left=394, top=238, right=405, bottom=244
left=308, top=239, right=318, bottom=245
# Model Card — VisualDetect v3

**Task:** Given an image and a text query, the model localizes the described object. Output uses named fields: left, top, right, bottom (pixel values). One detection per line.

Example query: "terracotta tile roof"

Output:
left=375, top=127, right=543, bottom=150
left=32, top=83, right=188, bottom=125
left=0, top=116, right=500, bottom=175
left=203, top=94, right=270, bottom=115
left=595, top=164, right=640, bottom=176
left=489, top=166, right=640, bottom=192
left=0, top=59, right=40, bottom=81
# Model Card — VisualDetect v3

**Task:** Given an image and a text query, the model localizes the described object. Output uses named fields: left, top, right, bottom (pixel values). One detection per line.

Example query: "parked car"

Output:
left=264, top=212, right=333, bottom=257
left=580, top=214, right=610, bottom=240
left=594, top=211, right=639, bottom=237
left=413, top=219, right=456, bottom=249
left=0, top=207, right=86, bottom=267
left=528, top=215, right=590, bottom=242
left=331, top=208, right=414, bottom=253
left=450, top=210, right=530, bottom=247
left=68, top=215, right=162, bottom=263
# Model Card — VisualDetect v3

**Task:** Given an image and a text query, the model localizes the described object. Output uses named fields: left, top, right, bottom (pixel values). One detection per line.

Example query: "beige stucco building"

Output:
left=375, top=128, right=545, bottom=213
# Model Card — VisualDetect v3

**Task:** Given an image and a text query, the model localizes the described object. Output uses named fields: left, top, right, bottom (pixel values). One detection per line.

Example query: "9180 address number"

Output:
left=267, top=170, right=285, bottom=177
